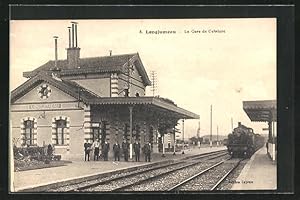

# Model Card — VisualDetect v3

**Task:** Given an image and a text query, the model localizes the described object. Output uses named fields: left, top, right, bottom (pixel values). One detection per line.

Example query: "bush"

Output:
left=14, top=146, right=48, bottom=161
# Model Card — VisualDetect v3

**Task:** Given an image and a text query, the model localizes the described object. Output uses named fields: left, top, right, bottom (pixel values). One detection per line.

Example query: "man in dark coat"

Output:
left=143, top=142, right=151, bottom=162
left=133, top=140, right=141, bottom=162
left=47, top=144, right=53, bottom=157
left=113, top=141, right=121, bottom=161
left=84, top=142, right=91, bottom=161
left=102, top=139, right=110, bottom=161
left=122, top=139, right=129, bottom=161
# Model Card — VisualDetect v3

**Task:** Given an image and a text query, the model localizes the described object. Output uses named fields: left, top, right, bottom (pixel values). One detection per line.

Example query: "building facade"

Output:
left=10, top=22, right=199, bottom=159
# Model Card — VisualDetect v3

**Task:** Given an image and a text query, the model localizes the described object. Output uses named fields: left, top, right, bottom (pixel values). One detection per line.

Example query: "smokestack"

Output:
left=67, top=22, right=80, bottom=69
left=71, top=23, right=75, bottom=48
left=53, top=36, right=58, bottom=68
left=75, top=23, right=78, bottom=47
left=68, top=27, right=71, bottom=48
left=109, top=50, right=112, bottom=56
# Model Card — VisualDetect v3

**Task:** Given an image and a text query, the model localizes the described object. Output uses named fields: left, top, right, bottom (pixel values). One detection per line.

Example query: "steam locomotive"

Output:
left=227, top=122, right=265, bottom=158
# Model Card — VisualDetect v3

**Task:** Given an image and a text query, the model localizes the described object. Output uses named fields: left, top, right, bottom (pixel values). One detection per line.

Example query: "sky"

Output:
left=10, top=19, right=276, bottom=138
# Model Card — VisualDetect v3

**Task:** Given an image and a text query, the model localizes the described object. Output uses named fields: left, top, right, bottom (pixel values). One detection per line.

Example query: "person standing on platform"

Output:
left=133, top=140, right=141, bottom=162
left=143, top=142, right=151, bottom=162
left=92, top=139, right=100, bottom=161
left=102, top=139, right=110, bottom=161
left=122, top=139, right=129, bottom=161
left=84, top=142, right=91, bottom=161
left=113, top=141, right=121, bottom=161
left=47, top=144, right=53, bottom=157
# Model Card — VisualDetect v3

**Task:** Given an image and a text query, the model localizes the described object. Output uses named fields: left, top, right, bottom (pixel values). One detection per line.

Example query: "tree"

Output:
left=204, top=138, right=210, bottom=144
left=189, top=136, right=198, bottom=144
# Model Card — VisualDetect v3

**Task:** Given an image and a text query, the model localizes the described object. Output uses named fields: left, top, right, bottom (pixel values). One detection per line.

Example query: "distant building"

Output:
left=10, top=22, right=199, bottom=159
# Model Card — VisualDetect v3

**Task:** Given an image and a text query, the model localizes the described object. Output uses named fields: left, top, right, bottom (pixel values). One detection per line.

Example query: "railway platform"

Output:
left=12, top=146, right=226, bottom=192
left=231, top=146, right=277, bottom=190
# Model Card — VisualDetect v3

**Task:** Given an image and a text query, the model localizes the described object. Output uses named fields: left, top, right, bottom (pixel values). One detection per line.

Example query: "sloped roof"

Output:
left=23, top=53, right=151, bottom=86
left=87, top=96, right=199, bottom=119
left=243, top=100, right=277, bottom=122
left=11, top=73, right=199, bottom=119
left=11, top=73, right=100, bottom=103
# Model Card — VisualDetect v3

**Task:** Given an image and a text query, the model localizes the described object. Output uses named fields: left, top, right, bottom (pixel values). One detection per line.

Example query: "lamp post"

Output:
left=197, top=119, right=201, bottom=148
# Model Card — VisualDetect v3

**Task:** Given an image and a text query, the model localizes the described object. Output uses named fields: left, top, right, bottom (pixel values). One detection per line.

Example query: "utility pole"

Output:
left=210, top=105, right=213, bottom=148
left=217, top=125, right=219, bottom=147
left=231, top=117, right=233, bottom=132
left=182, top=119, right=185, bottom=154
left=150, top=71, right=157, bottom=96
left=197, top=118, right=201, bottom=148
left=125, top=56, right=134, bottom=97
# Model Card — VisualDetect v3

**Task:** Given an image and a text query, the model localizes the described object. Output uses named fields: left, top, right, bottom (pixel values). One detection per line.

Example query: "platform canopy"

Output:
left=88, top=96, right=199, bottom=120
left=243, top=100, right=276, bottom=122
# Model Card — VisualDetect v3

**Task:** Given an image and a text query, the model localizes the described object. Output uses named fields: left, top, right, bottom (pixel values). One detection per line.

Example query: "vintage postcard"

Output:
left=9, top=16, right=280, bottom=193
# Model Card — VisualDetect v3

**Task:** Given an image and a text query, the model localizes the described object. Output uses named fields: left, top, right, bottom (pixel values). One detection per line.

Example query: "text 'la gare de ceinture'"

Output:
left=139, top=29, right=226, bottom=34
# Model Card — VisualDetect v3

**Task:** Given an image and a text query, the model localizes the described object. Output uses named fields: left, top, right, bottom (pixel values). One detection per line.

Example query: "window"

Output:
left=24, top=120, right=34, bottom=145
left=56, top=119, right=66, bottom=145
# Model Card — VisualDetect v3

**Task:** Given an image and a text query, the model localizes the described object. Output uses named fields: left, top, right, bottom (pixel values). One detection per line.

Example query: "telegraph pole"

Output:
left=182, top=119, right=185, bottom=154
left=210, top=105, right=213, bottom=148
left=197, top=119, right=201, bottom=148
left=150, top=71, right=157, bottom=96
left=217, top=125, right=219, bottom=147
left=125, top=55, right=133, bottom=97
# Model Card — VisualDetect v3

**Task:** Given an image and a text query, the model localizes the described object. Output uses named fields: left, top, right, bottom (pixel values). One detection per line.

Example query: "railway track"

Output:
left=169, top=158, right=244, bottom=191
left=47, top=150, right=228, bottom=192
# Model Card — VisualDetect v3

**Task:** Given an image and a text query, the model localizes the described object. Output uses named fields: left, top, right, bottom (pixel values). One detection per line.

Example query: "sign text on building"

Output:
left=28, top=103, right=62, bottom=110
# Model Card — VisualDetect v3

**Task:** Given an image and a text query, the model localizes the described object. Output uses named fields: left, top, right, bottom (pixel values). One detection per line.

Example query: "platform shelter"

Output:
left=243, top=100, right=277, bottom=161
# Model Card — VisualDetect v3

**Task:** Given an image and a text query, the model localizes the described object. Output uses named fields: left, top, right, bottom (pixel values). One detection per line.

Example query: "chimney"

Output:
left=67, top=22, right=80, bottom=69
left=238, top=122, right=241, bottom=127
left=109, top=50, right=112, bottom=56
left=53, top=36, right=58, bottom=68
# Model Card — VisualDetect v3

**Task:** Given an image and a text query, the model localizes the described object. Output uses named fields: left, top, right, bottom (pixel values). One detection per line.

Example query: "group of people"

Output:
left=84, top=139, right=152, bottom=162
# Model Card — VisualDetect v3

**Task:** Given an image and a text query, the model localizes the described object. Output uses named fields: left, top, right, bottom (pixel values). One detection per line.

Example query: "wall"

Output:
left=11, top=81, right=86, bottom=159
left=14, top=83, right=76, bottom=104
left=11, top=108, right=85, bottom=157
left=118, top=63, right=146, bottom=97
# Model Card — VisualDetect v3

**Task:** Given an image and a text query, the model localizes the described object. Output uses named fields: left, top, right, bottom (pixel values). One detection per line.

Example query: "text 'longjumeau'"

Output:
left=139, top=29, right=226, bottom=34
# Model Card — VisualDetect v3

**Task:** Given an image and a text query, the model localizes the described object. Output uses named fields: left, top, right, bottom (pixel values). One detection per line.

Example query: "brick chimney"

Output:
left=66, top=22, right=80, bottom=69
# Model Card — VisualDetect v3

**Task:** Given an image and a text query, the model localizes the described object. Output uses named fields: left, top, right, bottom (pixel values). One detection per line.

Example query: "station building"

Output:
left=10, top=23, right=199, bottom=159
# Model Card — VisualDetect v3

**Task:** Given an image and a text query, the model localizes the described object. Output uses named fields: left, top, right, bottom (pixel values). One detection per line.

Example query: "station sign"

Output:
left=91, top=123, right=100, bottom=127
